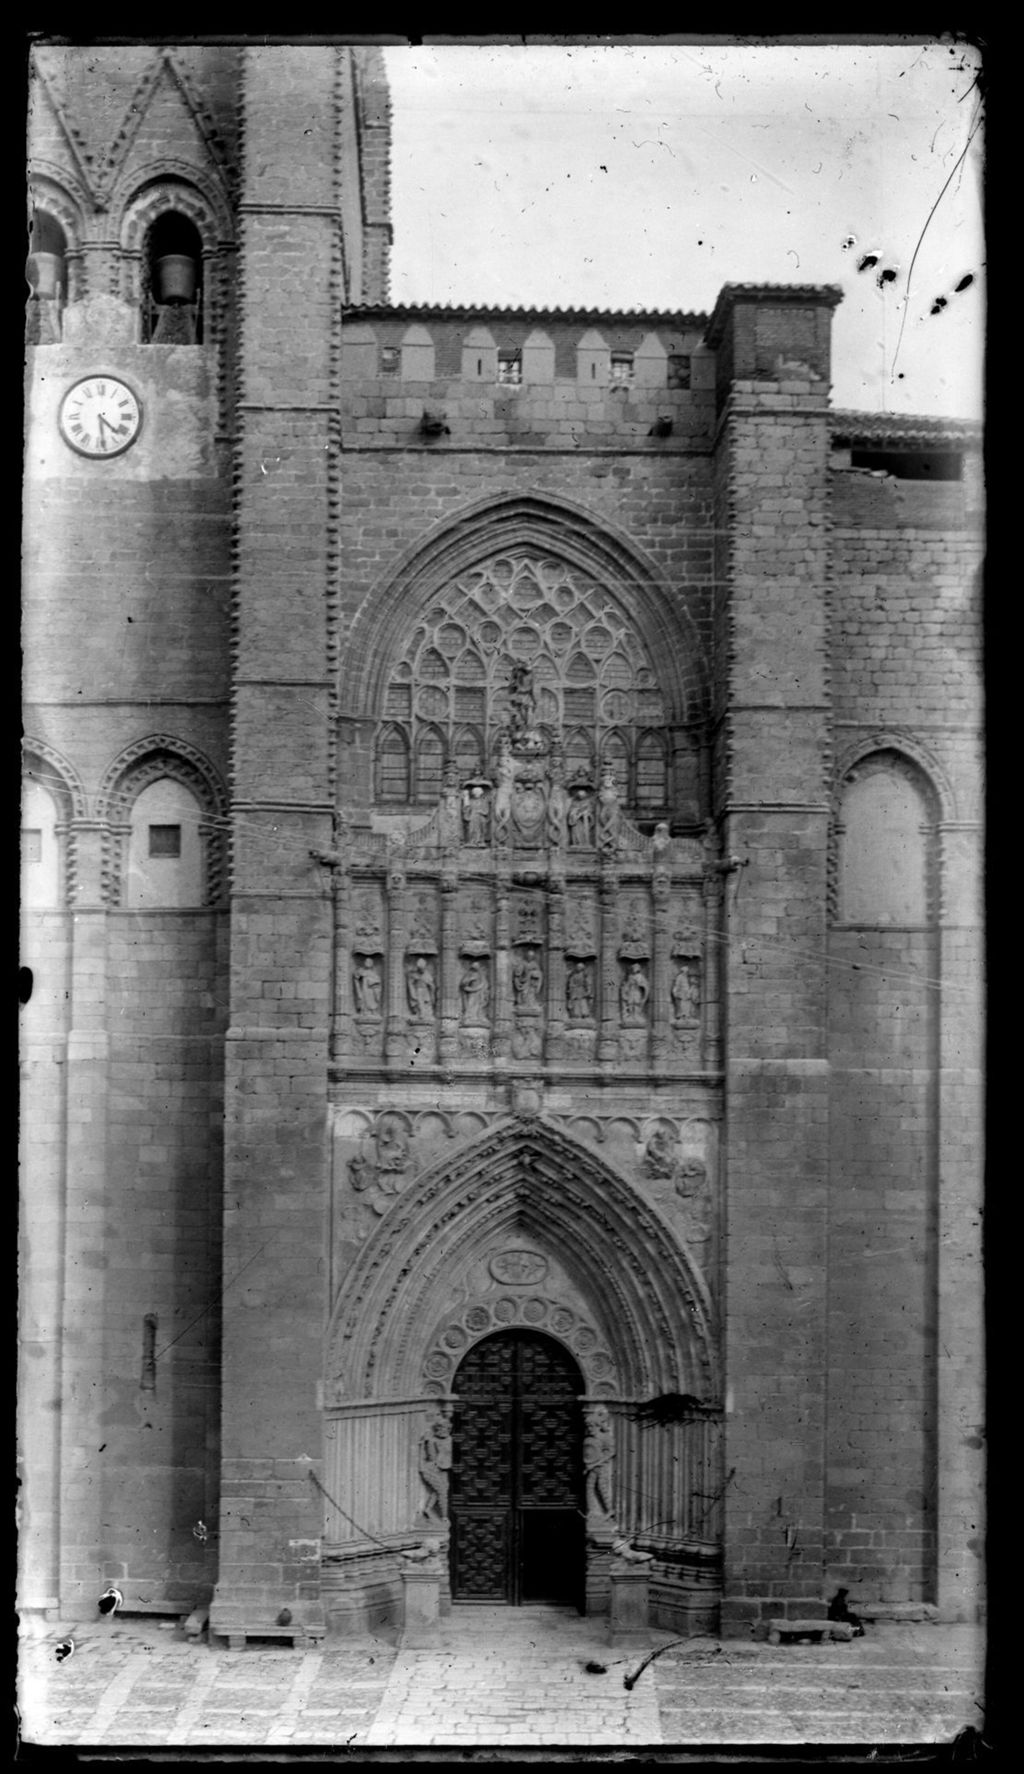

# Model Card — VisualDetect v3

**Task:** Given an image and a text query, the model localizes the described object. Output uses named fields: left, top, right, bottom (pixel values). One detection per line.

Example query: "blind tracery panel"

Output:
left=375, top=552, right=669, bottom=810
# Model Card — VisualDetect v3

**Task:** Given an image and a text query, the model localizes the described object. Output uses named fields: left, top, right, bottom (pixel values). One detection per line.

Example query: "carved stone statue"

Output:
left=418, top=1415, right=453, bottom=1522
left=619, top=961, right=650, bottom=1025
left=643, top=1124, right=679, bottom=1180
left=566, top=959, right=594, bottom=1022
left=353, top=955, right=383, bottom=1015
left=685, top=963, right=701, bottom=1018
left=512, top=947, right=544, bottom=1011
left=583, top=1403, right=615, bottom=1520
left=677, top=1158, right=713, bottom=1244
left=492, top=742, right=515, bottom=846
left=407, top=956, right=437, bottom=1020
left=438, top=774, right=462, bottom=846
left=671, top=965, right=695, bottom=1024
left=598, top=766, right=620, bottom=853
left=460, top=957, right=490, bottom=1024
left=508, top=662, right=536, bottom=742
left=567, top=786, right=595, bottom=848
left=461, top=783, right=490, bottom=845
left=375, top=1113, right=409, bottom=1174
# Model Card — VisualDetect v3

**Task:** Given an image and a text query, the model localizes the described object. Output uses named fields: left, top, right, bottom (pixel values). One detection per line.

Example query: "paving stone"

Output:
left=18, top=1615, right=984, bottom=1750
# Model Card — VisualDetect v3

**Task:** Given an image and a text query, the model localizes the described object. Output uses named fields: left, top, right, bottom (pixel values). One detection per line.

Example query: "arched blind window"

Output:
left=126, top=778, right=204, bottom=907
left=837, top=754, right=936, bottom=925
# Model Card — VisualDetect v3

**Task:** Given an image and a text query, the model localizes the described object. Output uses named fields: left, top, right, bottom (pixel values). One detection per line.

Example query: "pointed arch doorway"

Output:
left=449, top=1330, right=585, bottom=1609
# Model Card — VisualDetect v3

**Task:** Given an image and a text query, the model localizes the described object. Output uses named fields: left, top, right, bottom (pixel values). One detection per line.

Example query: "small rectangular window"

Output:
left=379, top=345, right=401, bottom=376
left=23, top=829, right=42, bottom=863
left=497, top=349, right=522, bottom=386
left=149, top=824, right=181, bottom=858
left=610, top=352, right=634, bottom=384
left=667, top=353, right=691, bottom=390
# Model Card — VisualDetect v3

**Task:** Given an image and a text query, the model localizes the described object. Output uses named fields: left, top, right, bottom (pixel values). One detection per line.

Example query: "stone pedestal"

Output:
left=401, top=1568, right=442, bottom=1645
left=608, top=1569, right=651, bottom=1644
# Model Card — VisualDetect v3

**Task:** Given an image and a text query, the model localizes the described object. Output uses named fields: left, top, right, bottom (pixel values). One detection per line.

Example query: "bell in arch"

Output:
left=146, top=210, right=202, bottom=344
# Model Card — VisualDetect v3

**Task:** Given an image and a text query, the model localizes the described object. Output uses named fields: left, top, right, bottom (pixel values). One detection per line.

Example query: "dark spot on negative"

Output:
left=857, top=253, right=879, bottom=272
left=955, top=273, right=974, bottom=293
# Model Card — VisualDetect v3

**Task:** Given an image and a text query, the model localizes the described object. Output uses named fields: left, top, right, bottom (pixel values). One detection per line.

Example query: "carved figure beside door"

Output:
left=418, top=1412, right=453, bottom=1523
left=583, top=1403, right=616, bottom=1521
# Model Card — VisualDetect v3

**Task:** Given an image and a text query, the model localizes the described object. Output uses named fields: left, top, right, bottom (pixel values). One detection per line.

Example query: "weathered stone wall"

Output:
left=826, top=475, right=984, bottom=1619
left=210, top=45, right=351, bottom=1647
left=708, top=330, right=835, bottom=1633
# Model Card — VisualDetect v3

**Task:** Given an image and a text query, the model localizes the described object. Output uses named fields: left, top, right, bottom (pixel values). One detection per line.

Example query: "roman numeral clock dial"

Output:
left=58, top=375, right=142, bottom=458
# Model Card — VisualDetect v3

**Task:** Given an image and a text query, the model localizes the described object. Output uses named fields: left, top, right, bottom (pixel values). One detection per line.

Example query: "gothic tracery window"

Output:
left=374, top=553, right=670, bottom=811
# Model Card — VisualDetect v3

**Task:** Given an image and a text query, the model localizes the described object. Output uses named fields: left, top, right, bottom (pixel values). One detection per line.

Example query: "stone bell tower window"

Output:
left=143, top=211, right=203, bottom=344
left=25, top=210, right=67, bottom=344
left=374, top=552, right=669, bottom=812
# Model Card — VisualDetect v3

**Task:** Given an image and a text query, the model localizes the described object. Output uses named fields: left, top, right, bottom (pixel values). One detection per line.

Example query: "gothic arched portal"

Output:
left=326, top=1117, right=718, bottom=1405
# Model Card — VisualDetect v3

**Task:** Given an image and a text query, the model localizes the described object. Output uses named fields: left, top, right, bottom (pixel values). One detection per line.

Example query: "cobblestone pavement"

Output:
left=18, top=1608, right=985, bottom=1753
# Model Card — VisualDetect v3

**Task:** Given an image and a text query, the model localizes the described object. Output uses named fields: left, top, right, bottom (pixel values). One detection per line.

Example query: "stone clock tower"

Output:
left=23, top=44, right=984, bottom=1647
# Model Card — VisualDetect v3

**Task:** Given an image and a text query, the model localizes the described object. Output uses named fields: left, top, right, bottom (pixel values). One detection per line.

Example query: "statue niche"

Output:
left=566, top=958, right=595, bottom=1023
left=461, top=778, right=491, bottom=845
left=406, top=956, right=437, bottom=1020
left=566, top=773, right=596, bottom=848
left=459, top=956, right=491, bottom=1025
left=618, top=897, right=651, bottom=1028
left=352, top=952, right=384, bottom=1017
left=670, top=926, right=703, bottom=1050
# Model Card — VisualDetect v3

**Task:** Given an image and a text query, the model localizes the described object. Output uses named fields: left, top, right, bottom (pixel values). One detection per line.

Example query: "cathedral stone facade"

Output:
left=22, top=45, right=984, bottom=1644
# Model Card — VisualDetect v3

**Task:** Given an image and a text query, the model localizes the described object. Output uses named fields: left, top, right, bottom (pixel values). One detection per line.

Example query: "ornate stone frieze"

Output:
left=346, top=1111, right=413, bottom=1210
left=488, top=1249, right=549, bottom=1286
left=420, top=1293, right=620, bottom=1399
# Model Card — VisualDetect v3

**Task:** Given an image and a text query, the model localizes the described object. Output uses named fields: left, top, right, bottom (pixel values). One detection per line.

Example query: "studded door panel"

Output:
left=451, top=1510, right=510, bottom=1600
left=518, top=1397, right=580, bottom=1506
left=450, top=1330, right=583, bottom=1604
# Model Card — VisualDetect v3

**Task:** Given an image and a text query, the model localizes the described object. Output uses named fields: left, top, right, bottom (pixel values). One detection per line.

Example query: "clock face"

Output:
left=58, top=375, right=143, bottom=458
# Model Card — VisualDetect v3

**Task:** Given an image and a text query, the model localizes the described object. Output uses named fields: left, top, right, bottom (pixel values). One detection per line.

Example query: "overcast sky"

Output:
left=382, top=39, right=984, bottom=419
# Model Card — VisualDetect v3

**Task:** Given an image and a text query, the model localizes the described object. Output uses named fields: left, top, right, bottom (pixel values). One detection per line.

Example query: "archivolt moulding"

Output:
left=833, top=730, right=954, bottom=823
left=341, top=491, right=709, bottom=729
left=23, top=738, right=87, bottom=821
left=96, top=734, right=228, bottom=908
left=326, top=1115, right=718, bottom=1405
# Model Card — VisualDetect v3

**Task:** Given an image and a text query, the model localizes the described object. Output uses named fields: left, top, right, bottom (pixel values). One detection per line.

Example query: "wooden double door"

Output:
left=449, top=1330, right=584, bottom=1607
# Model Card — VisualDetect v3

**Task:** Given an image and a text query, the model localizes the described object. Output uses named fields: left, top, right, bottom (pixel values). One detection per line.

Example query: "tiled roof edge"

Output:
left=341, top=302, right=709, bottom=328
left=831, top=408, right=982, bottom=445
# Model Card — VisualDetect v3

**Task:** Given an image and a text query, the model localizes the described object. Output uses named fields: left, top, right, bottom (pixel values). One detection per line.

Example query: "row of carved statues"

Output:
left=352, top=950, right=702, bottom=1027
left=456, top=775, right=609, bottom=849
